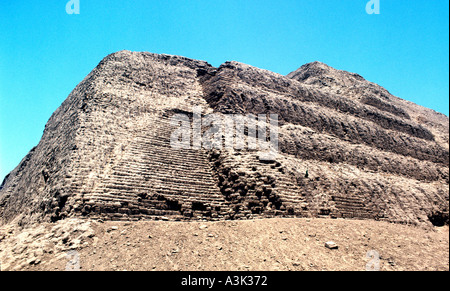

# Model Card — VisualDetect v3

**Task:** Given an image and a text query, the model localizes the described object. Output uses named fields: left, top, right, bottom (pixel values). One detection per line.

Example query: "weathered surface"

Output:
left=0, top=51, right=448, bottom=226
left=1, top=218, right=448, bottom=271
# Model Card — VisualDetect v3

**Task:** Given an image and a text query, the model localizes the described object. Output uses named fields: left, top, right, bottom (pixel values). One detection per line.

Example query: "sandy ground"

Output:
left=0, top=218, right=448, bottom=271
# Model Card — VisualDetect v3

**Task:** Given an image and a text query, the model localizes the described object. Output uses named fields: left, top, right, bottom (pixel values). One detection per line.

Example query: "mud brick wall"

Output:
left=1, top=51, right=448, bottom=227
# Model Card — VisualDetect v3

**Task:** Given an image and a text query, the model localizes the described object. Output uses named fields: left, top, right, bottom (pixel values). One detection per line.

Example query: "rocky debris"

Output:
left=0, top=219, right=95, bottom=271
left=1, top=218, right=447, bottom=271
left=325, top=241, right=339, bottom=250
left=108, top=226, right=119, bottom=232
left=27, top=257, right=40, bottom=265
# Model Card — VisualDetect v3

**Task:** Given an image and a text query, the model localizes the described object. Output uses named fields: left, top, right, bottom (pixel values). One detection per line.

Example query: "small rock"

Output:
left=57, top=253, right=67, bottom=260
left=199, top=225, right=208, bottom=230
left=27, top=257, right=40, bottom=265
left=325, top=241, right=338, bottom=250
left=14, top=262, right=28, bottom=271
left=108, top=226, right=119, bottom=232
left=0, top=263, right=11, bottom=271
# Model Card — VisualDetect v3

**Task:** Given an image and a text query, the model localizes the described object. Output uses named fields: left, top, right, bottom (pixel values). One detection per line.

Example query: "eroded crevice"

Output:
left=209, top=150, right=286, bottom=219
left=428, top=211, right=449, bottom=227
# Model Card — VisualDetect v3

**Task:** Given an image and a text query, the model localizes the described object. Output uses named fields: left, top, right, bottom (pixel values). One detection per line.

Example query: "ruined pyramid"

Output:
left=0, top=51, right=448, bottom=227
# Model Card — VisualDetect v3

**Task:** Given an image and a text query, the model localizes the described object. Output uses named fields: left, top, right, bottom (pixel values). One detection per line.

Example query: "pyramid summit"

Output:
left=0, top=50, right=448, bottom=227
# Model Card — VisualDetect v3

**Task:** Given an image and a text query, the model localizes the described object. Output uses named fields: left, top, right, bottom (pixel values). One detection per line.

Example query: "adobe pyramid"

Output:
left=1, top=51, right=448, bottom=227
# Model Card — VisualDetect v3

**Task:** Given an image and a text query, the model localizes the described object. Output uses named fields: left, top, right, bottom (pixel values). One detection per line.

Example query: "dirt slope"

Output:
left=0, top=218, right=448, bottom=271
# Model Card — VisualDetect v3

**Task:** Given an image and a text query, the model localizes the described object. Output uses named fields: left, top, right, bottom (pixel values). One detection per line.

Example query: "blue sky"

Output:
left=0, top=0, right=449, bottom=181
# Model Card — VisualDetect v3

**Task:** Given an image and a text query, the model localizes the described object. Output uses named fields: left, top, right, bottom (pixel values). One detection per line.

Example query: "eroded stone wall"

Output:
left=0, top=51, right=448, bottom=227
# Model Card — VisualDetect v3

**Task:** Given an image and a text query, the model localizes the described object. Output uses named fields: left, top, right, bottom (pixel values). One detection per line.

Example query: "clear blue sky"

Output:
left=0, top=0, right=449, bottom=181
